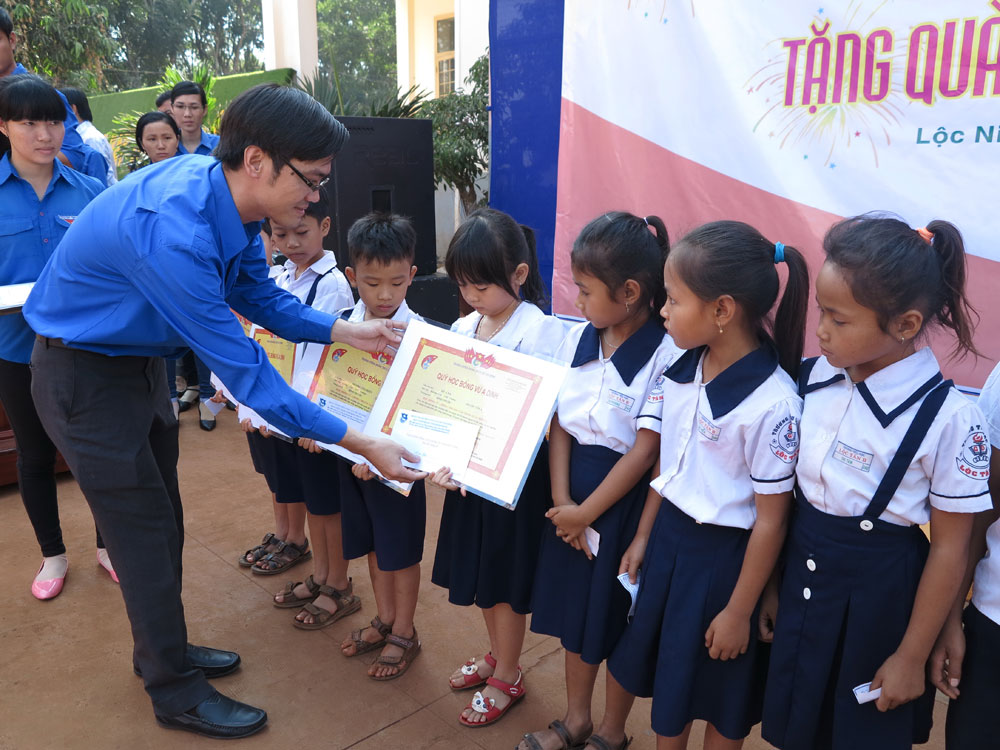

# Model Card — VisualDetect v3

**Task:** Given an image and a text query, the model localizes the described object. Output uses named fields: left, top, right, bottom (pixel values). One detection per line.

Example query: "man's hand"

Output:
left=339, top=428, right=425, bottom=483
left=331, top=318, right=406, bottom=353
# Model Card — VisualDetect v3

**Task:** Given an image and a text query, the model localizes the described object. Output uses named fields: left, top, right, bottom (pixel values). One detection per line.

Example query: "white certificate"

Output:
left=366, top=320, right=568, bottom=509
left=390, top=409, right=479, bottom=483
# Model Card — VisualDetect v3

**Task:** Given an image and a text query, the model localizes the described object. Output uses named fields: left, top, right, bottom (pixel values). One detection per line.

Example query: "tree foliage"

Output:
left=10, top=0, right=262, bottom=90
left=316, top=0, right=397, bottom=110
left=9, top=0, right=117, bottom=88
left=422, top=53, right=490, bottom=213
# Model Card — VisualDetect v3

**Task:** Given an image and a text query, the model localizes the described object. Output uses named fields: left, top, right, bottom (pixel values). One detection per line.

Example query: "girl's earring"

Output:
left=625, top=301, right=630, bottom=314
left=717, top=321, right=724, bottom=334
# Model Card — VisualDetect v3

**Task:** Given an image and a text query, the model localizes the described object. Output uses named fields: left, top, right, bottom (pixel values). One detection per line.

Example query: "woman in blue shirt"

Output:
left=0, top=74, right=106, bottom=599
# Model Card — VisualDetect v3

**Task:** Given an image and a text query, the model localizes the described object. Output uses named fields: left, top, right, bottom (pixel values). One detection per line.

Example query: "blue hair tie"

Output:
left=774, top=242, right=786, bottom=264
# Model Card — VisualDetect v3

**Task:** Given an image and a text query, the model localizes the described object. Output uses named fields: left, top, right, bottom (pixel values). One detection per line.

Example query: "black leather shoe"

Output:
left=156, top=692, right=267, bottom=739
left=135, top=643, right=241, bottom=679
left=198, top=402, right=217, bottom=431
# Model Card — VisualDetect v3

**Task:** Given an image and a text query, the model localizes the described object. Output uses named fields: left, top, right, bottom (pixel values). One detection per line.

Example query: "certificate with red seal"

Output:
left=367, top=320, right=567, bottom=508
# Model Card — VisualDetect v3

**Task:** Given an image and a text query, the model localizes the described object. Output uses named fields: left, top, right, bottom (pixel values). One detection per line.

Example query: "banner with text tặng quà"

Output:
left=554, top=0, right=1000, bottom=386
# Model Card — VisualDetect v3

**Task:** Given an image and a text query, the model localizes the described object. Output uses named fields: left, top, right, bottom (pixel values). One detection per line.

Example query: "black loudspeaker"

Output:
left=326, top=116, right=437, bottom=276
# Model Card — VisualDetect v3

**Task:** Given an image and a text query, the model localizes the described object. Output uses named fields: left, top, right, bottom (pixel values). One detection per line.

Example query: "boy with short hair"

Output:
left=337, top=213, right=426, bottom=680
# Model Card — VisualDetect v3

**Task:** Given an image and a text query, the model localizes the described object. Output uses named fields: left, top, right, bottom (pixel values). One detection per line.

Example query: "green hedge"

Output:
left=89, top=68, right=296, bottom=132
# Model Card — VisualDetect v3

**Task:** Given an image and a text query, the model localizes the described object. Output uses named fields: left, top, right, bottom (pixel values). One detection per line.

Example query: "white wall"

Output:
left=261, top=0, right=319, bottom=81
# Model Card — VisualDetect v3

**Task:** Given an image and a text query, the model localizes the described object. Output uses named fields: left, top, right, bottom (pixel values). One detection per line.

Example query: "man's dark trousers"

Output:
left=30, top=337, right=214, bottom=716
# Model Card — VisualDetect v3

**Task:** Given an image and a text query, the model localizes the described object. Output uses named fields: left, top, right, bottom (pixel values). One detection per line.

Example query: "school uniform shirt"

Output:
left=554, top=319, right=682, bottom=455
left=797, top=348, right=991, bottom=526
left=638, top=346, right=802, bottom=530
left=23, top=155, right=348, bottom=445
left=176, top=130, right=220, bottom=156
left=970, top=361, right=1000, bottom=626
left=76, top=119, right=118, bottom=186
left=450, top=302, right=555, bottom=355
left=272, top=251, right=354, bottom=315
left=0, top=154, right=103, bottom=364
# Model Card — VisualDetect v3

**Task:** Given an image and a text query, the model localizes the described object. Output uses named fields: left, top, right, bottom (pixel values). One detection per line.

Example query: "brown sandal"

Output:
left=370, top=629, right=421, bottom=681
left=272, top=574, right=321, bottom=608
left=293, top=578, right=361, bottom=630
left=584, top=735, right=632, bottom=750
left=251, top=538, right=311, bottom=575
left=239, top=532, right=281, bottom=567
left=342, top=615, right=393, bottom=657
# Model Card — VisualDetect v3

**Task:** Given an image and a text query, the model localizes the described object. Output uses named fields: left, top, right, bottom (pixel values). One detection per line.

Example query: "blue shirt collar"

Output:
left=570, top=316, right=666, bottom=386
left=11, top=62, right=28, bottom=75
left=0, top=153, right=72, bottom=195
left=207, top=162, right=261, bottom=258
left=664, top=344, right=779, bottom=418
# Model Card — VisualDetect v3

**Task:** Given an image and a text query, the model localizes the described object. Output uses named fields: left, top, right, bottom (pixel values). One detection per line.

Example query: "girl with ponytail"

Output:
left=605, top=220, right=808, bottom=749
left=519, top=211, right=681, bottom=750
left=762, top=214, right=991, bottom=750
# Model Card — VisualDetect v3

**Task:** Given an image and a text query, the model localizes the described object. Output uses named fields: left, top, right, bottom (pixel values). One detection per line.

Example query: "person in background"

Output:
left=0, top=74, right=112, bottom=600
left=0, top=6, right=108, bottom=186
left=135, top=111, right=180, bottom=166
left=60, top=87, right=116, bottom=185
left=155, top=90, right=172, bottom=114
left=171, top=80, right=218, bottom=156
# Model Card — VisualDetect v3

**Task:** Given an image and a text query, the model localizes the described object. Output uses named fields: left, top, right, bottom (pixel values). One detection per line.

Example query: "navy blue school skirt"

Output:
left=292, top=445, right=341, bottom=516
left=431, top=442, right=550, bottom=614
left=608, top=498, right=766, bottom=740
left=530, top=440, right=647, bottom=664
left=761, top=497, right=933, bottom=750
left=247, top=432, right=303, bottom=503
left=338, top=459, right=426, bottom=570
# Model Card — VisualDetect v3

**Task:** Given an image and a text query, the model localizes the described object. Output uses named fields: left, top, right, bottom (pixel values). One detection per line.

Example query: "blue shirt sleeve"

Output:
left=227, top=235, right=338, bottom=341
left=129, top=235, right=347, bottom=443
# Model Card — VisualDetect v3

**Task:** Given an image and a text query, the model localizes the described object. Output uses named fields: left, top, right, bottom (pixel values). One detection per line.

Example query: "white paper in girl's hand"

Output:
left=585, top=526, right=601, bottom=556
left=852, top=682, right=881, bottom=704
left=617, top=571, right=641, bottom=619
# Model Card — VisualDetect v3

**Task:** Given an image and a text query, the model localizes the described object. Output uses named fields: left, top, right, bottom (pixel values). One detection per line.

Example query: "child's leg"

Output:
left=369, top=562, right=421, bottom=679
left=341, top=552, right=394, bottom=655
left=656, top=723, right=693, bottom=750
left=297, top=513, right=350, bottom=625
left=461, top=603, right=525, bottom=724
left=449, top=605, right=499, bottom=688
left=517, top=652, right=598, bottom=750
left=589, top=670, right=636, bottom=748
left=275, top=500, right=307, bottom=547
left=702, top=724, right=744, bottom=750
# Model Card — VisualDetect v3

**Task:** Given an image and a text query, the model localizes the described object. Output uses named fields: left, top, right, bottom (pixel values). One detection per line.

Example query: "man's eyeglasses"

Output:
left=286, top=161, right=331, bottom=193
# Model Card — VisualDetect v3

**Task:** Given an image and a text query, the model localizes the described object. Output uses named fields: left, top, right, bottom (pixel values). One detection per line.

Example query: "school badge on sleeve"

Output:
left=956, top=426, right=990, bottom=480
left=769, top=416, right=800, bottom=463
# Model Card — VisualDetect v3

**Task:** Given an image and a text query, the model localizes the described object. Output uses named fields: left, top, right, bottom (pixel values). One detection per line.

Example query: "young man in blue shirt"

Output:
left=23, top=83, right=423, bottom=740
left=171, top=80, right=219, bottom=155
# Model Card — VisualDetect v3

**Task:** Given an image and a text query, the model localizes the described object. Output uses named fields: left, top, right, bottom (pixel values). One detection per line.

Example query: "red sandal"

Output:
left=450, top=651, right=497, bottom=690
left=458, top=671, right=525, bottom=728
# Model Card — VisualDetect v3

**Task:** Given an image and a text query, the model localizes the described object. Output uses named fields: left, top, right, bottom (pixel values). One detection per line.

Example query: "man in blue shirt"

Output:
left=24, top=83, right=423, bottom=739
left=171, top=80, right=220, bottom=156
left=0, top=6, right=108, bottom=185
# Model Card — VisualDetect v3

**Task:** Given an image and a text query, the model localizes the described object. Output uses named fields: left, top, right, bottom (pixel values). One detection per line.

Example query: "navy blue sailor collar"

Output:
left=665, top=343, right=779, bottom=418
left=570, top=316, right=666, bottom=386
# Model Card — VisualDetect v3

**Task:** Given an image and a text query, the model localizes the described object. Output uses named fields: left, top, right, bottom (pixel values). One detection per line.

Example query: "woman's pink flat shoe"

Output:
left=31, top=563, right=67, bottom=600
left=97, top=549, right=119, bottom=583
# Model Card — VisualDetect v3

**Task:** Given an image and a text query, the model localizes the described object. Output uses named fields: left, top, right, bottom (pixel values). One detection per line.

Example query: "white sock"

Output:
left=36, top=554, right=68, bottom=582
left=96, top=548, right=116, bottom=575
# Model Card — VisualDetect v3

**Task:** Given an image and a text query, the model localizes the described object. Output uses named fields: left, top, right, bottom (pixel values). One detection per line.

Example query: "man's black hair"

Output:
left=170, top=80, right=206, bottom=107
left=0, top=7, right=12, bottom=37
left=155, top=91, right=172, bottom=108
left=60, top=88, right=92, bottom=122
left=215, top=84, right=349, bottom=171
